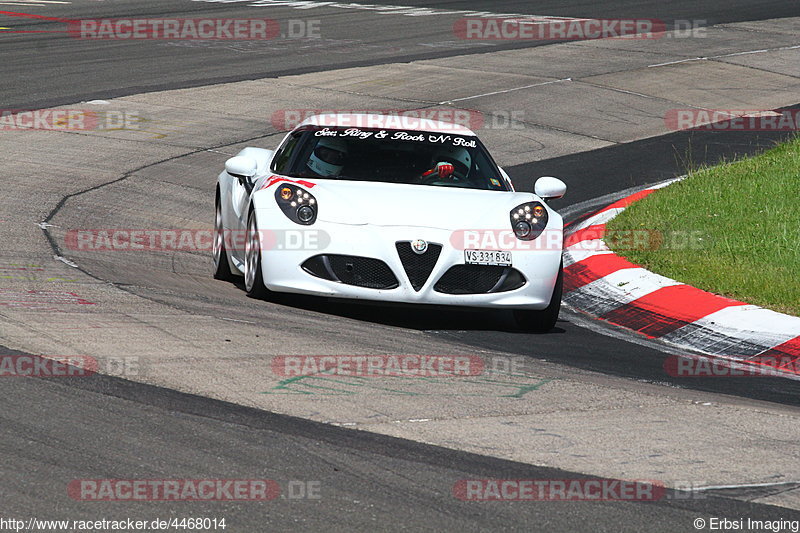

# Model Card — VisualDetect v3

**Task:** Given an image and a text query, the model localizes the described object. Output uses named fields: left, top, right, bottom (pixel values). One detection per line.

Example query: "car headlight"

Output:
left=510, top=202, right=548, bottom=240
left=275, top=185, right=317, bottom=225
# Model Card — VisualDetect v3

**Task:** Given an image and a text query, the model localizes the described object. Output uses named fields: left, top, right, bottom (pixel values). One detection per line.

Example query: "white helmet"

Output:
left=307, top=137, right=348, bottom=178
left=432, top=145, right=472, bottom=176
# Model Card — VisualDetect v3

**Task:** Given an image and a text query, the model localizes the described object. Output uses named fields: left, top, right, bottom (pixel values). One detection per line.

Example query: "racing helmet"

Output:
left=307, top=137, right=348, bottom=178
left=431, top=145, right=472, bottom=176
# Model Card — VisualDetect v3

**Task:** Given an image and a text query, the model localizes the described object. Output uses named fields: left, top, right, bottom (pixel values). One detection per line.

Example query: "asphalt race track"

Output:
left=5, top=345, right=796, bottom=532
left=2, top=0, right=798, bottom=109
left=2, top=0, right=800, bottom=531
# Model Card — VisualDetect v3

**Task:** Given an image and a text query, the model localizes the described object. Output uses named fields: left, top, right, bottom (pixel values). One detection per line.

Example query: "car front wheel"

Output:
left=244, top=210, right=271, bottom=298
left=513, top=263, right=563, bottom=333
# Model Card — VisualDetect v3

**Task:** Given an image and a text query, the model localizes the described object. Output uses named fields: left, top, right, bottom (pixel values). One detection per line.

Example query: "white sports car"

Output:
left=213, top=114, right=566, bottom=331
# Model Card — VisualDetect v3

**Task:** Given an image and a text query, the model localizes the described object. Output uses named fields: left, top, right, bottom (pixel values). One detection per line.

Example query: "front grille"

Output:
left=434, top=265, right=526, bottom=295
left=396, top=242, right=442, bottom=291
left=302, top=255, right=399, bottom=290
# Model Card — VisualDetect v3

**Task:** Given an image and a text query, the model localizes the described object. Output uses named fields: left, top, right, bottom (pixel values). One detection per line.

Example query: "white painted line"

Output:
left=220, top=317, right=257, bottom=325
left=440, top=78, right=571, bottom=104
left=561, top=182, right=664, bottom=224
left=567, top=181, right=680, bottom=232
left=54, top=255, right=78, bottom=268
left=648, top=57, right=706, bottom=68
left=0, top=1, right=70, bottom=5
left=581, top=82, right=657, bottom=100
left=192, top=0, right=580, bottom=20
left=648, top=44, right=800, bottom=68
left=571, top=207, right=624, bottom=231
left=711, top=44, right=800, bottom=58
left=648, top=177, right=683, bottom=189
left=690, top=481, right=800, bottom=492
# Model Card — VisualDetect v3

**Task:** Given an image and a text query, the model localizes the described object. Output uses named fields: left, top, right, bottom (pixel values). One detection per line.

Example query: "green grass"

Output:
left=605, top=137, right=800, bottom=316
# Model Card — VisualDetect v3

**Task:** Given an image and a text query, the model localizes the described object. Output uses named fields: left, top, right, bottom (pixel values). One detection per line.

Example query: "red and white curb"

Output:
left=562, top=179, right=800, bottom=375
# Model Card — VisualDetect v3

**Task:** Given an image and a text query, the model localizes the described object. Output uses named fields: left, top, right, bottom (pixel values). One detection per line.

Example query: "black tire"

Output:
left=244, top=210, right=270, bottom=299
left=213, top=197, right=236, bottom=281
left=513, top=262, right=563, bottom=333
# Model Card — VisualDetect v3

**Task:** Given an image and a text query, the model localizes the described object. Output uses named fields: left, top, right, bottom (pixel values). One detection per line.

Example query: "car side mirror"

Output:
left=534, top=176, right=567, bottom=201
left=225, top=156, right=257, bottom=181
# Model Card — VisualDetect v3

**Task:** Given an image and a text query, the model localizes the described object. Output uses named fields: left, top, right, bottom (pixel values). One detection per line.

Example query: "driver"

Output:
left=421, top=145, right=472, bottom=181
left=307, top=137, right=348, bottom=178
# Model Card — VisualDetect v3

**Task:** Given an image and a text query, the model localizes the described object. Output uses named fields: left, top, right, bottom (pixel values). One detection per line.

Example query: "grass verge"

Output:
left=605, top=136, right=800, bottom=316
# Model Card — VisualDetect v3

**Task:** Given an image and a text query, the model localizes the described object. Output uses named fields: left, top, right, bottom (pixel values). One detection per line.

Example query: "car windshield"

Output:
left=275, top=126, right=510, bottom=191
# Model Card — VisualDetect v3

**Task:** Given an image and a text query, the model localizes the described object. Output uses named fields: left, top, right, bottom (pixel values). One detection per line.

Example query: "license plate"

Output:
left=465, top=250, right=512, bottom=266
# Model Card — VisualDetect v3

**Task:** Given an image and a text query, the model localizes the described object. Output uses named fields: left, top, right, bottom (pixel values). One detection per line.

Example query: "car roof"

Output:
left=298, top=113, right=477, bottom=136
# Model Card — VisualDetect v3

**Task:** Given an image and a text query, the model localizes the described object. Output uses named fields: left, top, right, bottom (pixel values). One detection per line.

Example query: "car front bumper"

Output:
left=255, top=212, right=562, bottom=310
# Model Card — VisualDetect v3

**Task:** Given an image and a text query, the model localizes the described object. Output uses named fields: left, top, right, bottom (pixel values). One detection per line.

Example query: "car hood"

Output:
left=294, top=179, right=550, bottom=230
